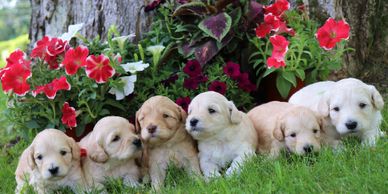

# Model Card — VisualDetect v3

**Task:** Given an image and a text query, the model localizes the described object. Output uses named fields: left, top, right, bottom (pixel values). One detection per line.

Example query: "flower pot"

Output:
left=65, top=123, right=94, bottom=142
left=257, top=73, right=304, bottom=103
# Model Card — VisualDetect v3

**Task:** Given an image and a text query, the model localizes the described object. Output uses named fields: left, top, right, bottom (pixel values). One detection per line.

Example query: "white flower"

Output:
left=109, top=75, right=137, bottom=100
left=112, top=34, right=136, bottom=43
left=120, top=61, right=149, bottom=74
left=146, top=45, right=165, bottom=54
left=60, top=23, right=84, bottom=41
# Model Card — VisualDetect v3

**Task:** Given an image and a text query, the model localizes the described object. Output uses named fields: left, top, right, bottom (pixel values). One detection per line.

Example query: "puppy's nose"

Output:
left=345, top=120, right=358, bottom=130
left=48, top=166, right=59, bottom=175
left=147, top=125, right=157, bottom=134
left=190, top=118, right=199, bottom=127
left=303, top=145, right=314, bottom=153
left=133, top=139, right=142, bottom=148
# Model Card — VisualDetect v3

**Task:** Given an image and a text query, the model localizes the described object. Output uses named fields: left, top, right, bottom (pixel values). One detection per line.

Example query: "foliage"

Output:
left=0, top=0, right=30, bottom=41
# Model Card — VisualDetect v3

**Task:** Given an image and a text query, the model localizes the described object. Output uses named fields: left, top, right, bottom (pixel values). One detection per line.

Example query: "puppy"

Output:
left=248, top=101, right=322, bottom=157
left=289, top=78, right=384, bottom=147
left=15, top=129, right=86, bottom=194
left=79, top=116, right=142, bottom=189
left=186, top=91, right=257, bottom=178
left=136, top=96, right=201, bottom=189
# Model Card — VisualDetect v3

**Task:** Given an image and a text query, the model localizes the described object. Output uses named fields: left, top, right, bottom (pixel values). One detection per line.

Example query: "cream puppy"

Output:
left=248, top=101, right=322, bottom=157
left=79, top=116, right=142, bottom=189
left=136, top=96, right=201, bottom=189
left=186, top=91, right=257, bottom=178
left=15, top=129, right=86, bottom=194
left=289, top=78, right=384, bottom=147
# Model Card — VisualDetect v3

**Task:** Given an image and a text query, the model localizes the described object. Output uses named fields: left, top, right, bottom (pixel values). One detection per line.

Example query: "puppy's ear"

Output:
left=369, top=85, right=384, bottom=110
left=88, top=135, right=109, bottom=163
left=135, top=110, right=141, bottom=134
left=67, top=137, right=80, bottom=161
left=273, top=118, right=285, bottom=141
left=26, top=145, right=36, bottom=170
left=317, top=93, right=330, bottom=117
left=228, top=101, right=242, bottom=124
left=177, top=106, right=187, bottom=122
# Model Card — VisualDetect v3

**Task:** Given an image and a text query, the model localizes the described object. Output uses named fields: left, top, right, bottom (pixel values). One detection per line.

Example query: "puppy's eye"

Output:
left=163, top=114, right=169, bottom=118
left=112, top=135, right=120, bottom=142
left=60, top=150, right=67, bottom=156
left=359, top=103, right=366, bottom=109
left=313, top=129, right=318, bottom=134
left=36, top=155, right=43, bottom=160
left=333, top=107, right=340, bottom=112
left=208, top=108, right=216, bottom=114
left=290, top=133, right=296, bottom=137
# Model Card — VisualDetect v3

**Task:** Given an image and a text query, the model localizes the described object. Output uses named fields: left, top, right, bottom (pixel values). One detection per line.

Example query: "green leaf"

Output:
left=198, top=13, right=232, bottom=42
left=26, top=120, right=40, bottom=129
left=281, top=71, right=297, bottom=87
left=262, top=67, right=277, bottom=77
left=276, top=74, right=292, bottom=99
left=295, top=69, right=305, bottom=80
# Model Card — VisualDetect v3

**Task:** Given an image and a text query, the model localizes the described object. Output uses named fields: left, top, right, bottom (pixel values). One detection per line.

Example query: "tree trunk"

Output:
left=29, top=0, right=153, bottom=45
left=303, top=0, right=388, bottom=84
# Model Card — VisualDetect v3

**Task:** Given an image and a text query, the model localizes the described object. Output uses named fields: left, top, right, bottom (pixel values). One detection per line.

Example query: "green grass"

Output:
left=0, top=101, right=387, bottom=193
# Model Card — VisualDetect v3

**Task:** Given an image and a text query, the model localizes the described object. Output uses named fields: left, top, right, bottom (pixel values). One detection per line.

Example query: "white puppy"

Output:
left=15, top=129, right=87, bottom=194
left=186, top=91, right=257, bottom=178
left=289, top=78, right=384, bottom=147
left=79, top=116, right=142, bottom=189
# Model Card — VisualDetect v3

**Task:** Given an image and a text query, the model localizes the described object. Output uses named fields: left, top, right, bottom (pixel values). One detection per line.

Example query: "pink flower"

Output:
left=267, top=56, right=286, bottom=68
left=85, top=54, right=115, bottom=83
left=208, top=81, right=227, bottom=95
left=183, top=59, right=202, bottom=77
left=32, top=76, right=71, bottom=99
left=276, top=21, right=295, bottom=36
left=61, top=102, right=77, bottom=128
left=1, top=63, right=31, bottom=96
left=264, top=0, right=290, bottom=17
left=223, top=61, right=241, bottom=80
left=62, top=46, right=89, bottom=75
left=316, top=18, right=350, bottom=50
left=31, top=36, right=51, bottom=59
left=255, top=14, right=281, bottom=38
left=176, top=96, right=191, bottom=113
left=30, top=36, right=69, bottom=69
left=47, top=38, right=69, bottom=57
left=270, top=35, right=289, bottom=60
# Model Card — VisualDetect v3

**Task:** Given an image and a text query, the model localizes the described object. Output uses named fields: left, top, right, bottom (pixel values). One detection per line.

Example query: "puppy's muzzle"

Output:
left=147, top=125, right=157, bottom=134
left=303, top=145, right=314, bottom=154
left=132, top=138, right=142, bottom=148
left=345, top=120, right=358, bottom=131
left=190, top=118, right=199, bottom=127
left=48, top=166, right=59, bottom=176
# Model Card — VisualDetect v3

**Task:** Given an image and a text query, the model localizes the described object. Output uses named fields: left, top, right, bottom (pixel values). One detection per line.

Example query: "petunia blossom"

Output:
left=1, top=63, right=31, bottom=96
left=62, top=46, right=89, bottom=75
left=223, top=61, right=241, bottom=80
left=176, top=96, right=191, bottom=113
left=267, top=56, right=286, bottom=68
left=264, top=0, right=290, bottom=17
left=60, top=23, right=84, bottom=41
left=316, top=18, right=350, bottom=50
left=108, top=75, right=137, bottom=100
left=85, top=54, right=115, bottom=83
left=31, top=36, right=51, bottom=59
left=208, top=80, right=227, bottom=95
left=32, top=76, right=71, bottom=99
left=183, top=59, right=202, bottom=77
left=236, top=73, right=256, bottom=92
left=61, top=102, right=77, bottom=128
left=1, top=49, right=31, bottom=78
left=255, top=13, right=281, bottom=38
left=120, top=61, right=150, bottom=74
left=269, top=35, right=289, bottom=60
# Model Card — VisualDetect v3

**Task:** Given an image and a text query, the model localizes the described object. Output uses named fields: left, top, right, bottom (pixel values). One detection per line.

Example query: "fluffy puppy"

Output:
left=136, top=96, right=201, bottom=189
left=289, top=78, right=384, bottom=147
left=186, top=91, right=257, bottom=178
left=79, top=116, right=142, bottom=189
left=248, top=101, right=322, bottom=157
left=15, top=129, right=86, bottom=194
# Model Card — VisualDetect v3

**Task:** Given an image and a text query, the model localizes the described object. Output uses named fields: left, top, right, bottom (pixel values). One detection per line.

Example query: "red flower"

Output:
left=276, top=21, right=295, bottom=36
left=161, top=73, right=178, bottom=86
left=255, top=13, right=281, bottom=38
left=264, top=0, right=290, bottom=17
left=236, top=73, right=256, bottom=92
left=0, top=49, right=31, bottom=78
left=61, top=102, right=77, bottom=128
left=183, top=74, right=208, bottom=90
left=183, top=59, right=202, bottom=77
left=30, top=36, right=69, bottom=69
left=31, top=36, right=51, bottom=59
left=47, top=38, right=69, bottom=57
left=1, top=63, right=31, bottom=96
left=269, top=35, right=289, bottom=60
left=208, top=81, right=227, bottom=95
left=316, top=18, right=350, bottom=50
left=32, top=76, right=71, bottom=99
left=85, top=54, right=115, bottom=83
left=62, top=46, right=89, bottom=75
left=223, top=61, right=241, bottom=80
left=176, top=96, right=191, bottom=113
left=267, top=56, right=286, bottom=68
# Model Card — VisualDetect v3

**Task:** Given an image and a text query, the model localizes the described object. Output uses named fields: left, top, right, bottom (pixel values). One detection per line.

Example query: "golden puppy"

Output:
left=15, top=129, right=86, bottom=194
left=248, top=101, right=322, bottom=157
left=186, top=91, right=257, bottom=178
left=136, top=96, right=201, bottom=189
left=79, top=116, right=142, bottom=189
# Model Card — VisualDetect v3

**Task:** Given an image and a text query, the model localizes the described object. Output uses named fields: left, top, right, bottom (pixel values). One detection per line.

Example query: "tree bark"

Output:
left=29, top=0, right=153, bottom=45
left=303, top=0, right=388, bottom=84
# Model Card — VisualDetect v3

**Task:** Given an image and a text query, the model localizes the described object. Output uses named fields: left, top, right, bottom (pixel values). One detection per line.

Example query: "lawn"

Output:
left=0, top=97, right=387, bottom=194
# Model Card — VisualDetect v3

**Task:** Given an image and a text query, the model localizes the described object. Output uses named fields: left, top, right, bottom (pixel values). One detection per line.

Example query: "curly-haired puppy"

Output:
left=15, top=129, right=86, bottom=194
left=289, top=78, right=384, bottom=147
left=79, top=116, right=142, bottom=189
left=136, top=96, right=201, bottom=189
left=248, top=101, right=322, bottom=157
left=186, top=91, right=257, bottom=178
